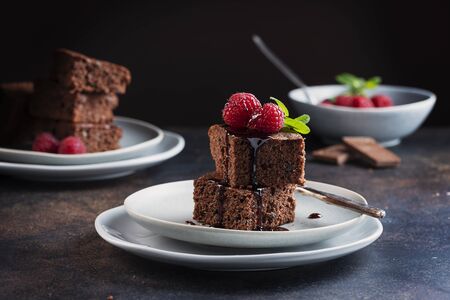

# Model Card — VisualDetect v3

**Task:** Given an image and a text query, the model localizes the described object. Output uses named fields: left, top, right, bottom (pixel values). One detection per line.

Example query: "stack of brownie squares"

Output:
left=29, top=49, right=132, bottom=152
left=193, top=124, right=306, bottom=231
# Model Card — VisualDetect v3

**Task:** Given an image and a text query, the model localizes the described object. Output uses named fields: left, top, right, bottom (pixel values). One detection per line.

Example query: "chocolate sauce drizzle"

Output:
left=247, top=137, right=269, bottom=230
left=220, top=127, right=271, bottom=231
left=216, top=184, right=226, bottom=227
left=223, top=131, right=230, bottom=184
left=308, top=212, right=322, bottom=219
left=271, top=226, right=289, bottom=231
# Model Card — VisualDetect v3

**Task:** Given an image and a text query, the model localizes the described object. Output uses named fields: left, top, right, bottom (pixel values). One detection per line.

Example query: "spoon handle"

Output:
left=297, top=186, right=386, bottom=219
left=252, top=35, right=314, bottom=104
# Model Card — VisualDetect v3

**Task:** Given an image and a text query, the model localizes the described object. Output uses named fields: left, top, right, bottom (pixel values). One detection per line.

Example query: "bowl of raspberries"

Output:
left=288, top=73, right=436, bottom=146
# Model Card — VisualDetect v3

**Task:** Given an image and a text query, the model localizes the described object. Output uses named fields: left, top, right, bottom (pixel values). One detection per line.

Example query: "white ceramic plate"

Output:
left=124, top=180, right=366, bottom=248
left=95, top=206, right=383, bottom=271
left=0, top=131, right=184, bottom=181
left=0, top=116, right=164, bottom=165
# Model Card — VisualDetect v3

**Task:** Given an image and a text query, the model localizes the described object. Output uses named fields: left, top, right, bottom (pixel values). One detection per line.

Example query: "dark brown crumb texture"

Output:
left=30, top=80, right=118, bottom=123
left=208, top=124, right=306, bottom=188
left=0, top=82, right=33, bottom=145
left=51, top=48, right=132, bottom=94
left=193, top=173, right=296, bottom=230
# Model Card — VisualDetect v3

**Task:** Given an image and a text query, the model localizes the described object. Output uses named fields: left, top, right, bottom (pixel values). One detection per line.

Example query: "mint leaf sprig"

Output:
left=270, top=97, right=310, bottom=134
left=335, top=73, right=381, bottom=96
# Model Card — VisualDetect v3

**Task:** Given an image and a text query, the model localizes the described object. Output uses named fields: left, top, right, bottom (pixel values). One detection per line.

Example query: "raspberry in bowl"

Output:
left=318, top=74, right=394, bottom=109
left=288, top=76, right=436, bottom=146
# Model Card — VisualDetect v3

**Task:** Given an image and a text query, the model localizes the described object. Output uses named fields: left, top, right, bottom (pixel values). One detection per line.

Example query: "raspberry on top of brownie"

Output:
left=213, top=93, right=310, bottom=188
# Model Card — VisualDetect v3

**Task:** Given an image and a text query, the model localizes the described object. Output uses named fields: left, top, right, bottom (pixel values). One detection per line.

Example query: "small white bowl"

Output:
left=288, top=85, right=436, bottom=146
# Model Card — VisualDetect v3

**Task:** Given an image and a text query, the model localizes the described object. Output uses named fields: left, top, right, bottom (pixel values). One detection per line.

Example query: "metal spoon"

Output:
left=252, top=34, right=315, bottom=104
left=297, top=186, right=386, bottom=219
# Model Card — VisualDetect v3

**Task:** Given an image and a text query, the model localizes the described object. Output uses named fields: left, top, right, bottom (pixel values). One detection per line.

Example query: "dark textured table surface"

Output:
left=1, top=127, right=449, bottom=300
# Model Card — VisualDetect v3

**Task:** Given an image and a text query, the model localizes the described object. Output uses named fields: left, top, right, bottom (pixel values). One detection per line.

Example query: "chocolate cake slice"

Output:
left=208, top=124, right=306, bottom=188
left=30, top=80, right=118, bottom=123
left=193, top=173, right=296, bottom=230
left=51, top=49, right=131, bottom=94
left=30, top=118, right=122, bottom=153
left=0, top=82, right=33, bottom=146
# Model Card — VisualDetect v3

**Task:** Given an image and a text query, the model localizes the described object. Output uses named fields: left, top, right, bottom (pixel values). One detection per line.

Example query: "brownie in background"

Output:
left=1, top=49, right=131, bottom=153
left=51, top=48, right=132, bottom=94
left=31, top=80, right=118, bottom=123
left=0, top=82, right=33, bottom=146
left=30, top=118, right=122, bottom=153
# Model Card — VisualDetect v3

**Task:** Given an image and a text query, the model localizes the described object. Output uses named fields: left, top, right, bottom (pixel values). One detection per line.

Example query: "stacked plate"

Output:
left=95, top=180, right=383, bottom=271
left=0, top=116, right=184, bottom=181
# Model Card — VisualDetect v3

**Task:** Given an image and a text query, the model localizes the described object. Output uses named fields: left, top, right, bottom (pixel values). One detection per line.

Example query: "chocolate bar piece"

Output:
left=312, top=144, right=350, bottom=165
left=208, top=124, right=305, bottom=188
left=51, top=49, right=131, bottom=94
left=0, top=82, right=33, bottom=146
left=342, top=136, right=401, bottom=168
left=193, top=173, right=296, bottom=230
left=30, top=80, right=118, bottom=123
left=30, top=118, right=122, bottom=153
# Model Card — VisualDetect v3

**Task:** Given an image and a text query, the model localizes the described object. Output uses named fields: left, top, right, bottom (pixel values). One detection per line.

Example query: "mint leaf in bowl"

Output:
left=336, top=73, right=382, bottom=96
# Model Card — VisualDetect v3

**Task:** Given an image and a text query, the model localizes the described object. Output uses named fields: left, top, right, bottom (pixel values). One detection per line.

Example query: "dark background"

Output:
left=2, top=0, right=449, bottom=126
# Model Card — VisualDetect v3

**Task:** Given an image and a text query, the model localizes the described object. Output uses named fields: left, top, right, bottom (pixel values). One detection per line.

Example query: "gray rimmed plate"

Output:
left=0, top=130, right=184, bottom=181
left=96, top=205, right=383, bottom=271
left=124, top=180, right=368, bottom=248
left=0, top=116, right=163, bottom=165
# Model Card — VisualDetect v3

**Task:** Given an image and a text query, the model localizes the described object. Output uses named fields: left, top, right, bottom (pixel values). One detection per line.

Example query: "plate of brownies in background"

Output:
left=0, top=49, right=184, bottom=180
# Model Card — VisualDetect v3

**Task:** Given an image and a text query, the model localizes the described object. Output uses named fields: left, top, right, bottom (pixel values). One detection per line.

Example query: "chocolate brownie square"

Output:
left=193, top=173, right=296, bottom=230
left=208, top=124, right=306, bottom=188
left=30, top=80, right=118, bottom=123
left=30, top=118, right=122, bottom=153
left=51, top=49, right=131, bottom=94
left=0, top=82, right=33, bottom=146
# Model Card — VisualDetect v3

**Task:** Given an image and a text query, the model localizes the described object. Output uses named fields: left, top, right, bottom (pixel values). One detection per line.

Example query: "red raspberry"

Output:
left=58, top=136, right=87, bottom=154
left=352, top=96, right=374, bottom=108
left=222, top=92, right=261, bottom=128
left=248, top=103, right=284, bottom=134
left=335, top=95, right=354, bottom=107
left=320, top=99, right=334, bottom=106
left=32, top=132, right=59, bottom=153
left=371, top=94, right=393, bottom=107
